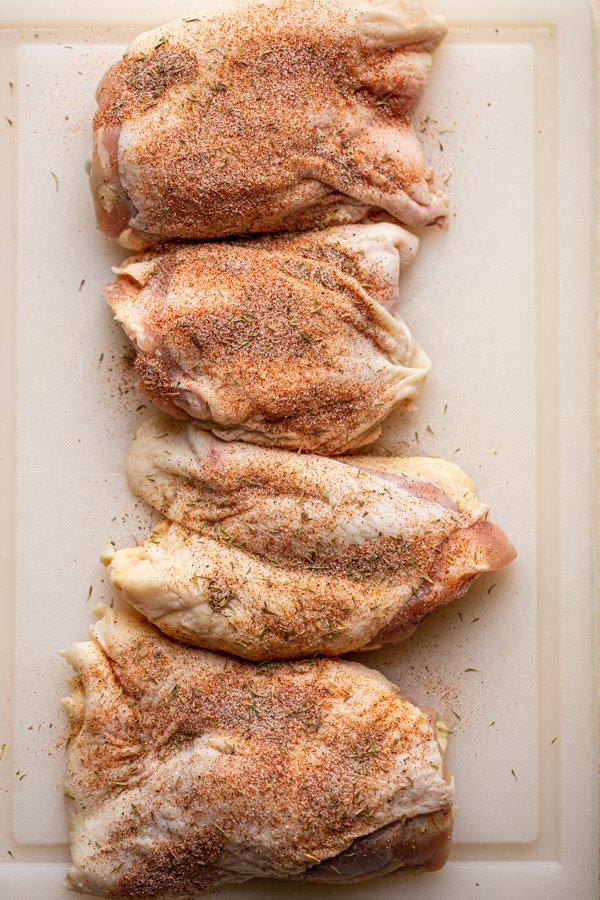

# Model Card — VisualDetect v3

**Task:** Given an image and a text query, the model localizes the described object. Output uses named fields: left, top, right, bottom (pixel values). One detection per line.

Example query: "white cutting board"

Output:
left=0, top=1, right=596, bottom=898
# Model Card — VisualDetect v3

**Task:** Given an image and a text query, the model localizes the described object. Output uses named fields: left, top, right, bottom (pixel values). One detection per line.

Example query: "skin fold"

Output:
left=61, top=606, right=454, bottom=898
left=90, top=0, right=448, bottom=248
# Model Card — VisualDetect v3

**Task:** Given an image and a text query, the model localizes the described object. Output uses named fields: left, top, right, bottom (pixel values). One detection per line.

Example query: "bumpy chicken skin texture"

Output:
left=102, top=417, right=516, bottom=660
left=106, top=223, right=430, bottom=454
left=91, top=0, right=448, bottom=249
left=62, top=607, right=453, bottom=898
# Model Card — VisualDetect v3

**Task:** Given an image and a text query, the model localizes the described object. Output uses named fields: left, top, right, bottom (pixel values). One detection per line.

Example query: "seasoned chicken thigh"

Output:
left=62, top=606, right=454, bottom=897
left=91, top=0, right=448, bottom=249
left=103, top=417, right=516, bottom=659
left=106, top=223, right=430, bottom=454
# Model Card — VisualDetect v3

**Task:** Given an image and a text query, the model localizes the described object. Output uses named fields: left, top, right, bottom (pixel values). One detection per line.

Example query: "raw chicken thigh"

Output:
left=106, top=223, right=430, bottom=454
left=91, top=0, right=448, bottom=249
left=62, top=606, right=454, bottom=898
left=103, top=417, right=516, bottom=660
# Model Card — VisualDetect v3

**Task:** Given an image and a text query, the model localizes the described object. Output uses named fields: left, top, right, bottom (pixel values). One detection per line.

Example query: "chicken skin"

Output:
left=91, top=0, right=448, bottom=249
left=106, top=223, right=430, bottom=454
left=102, top=417, right=516, bottom=660
left=62, top=606, right=454, bottom=897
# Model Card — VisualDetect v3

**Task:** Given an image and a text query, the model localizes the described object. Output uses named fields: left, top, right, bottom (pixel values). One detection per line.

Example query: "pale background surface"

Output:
left=13, top=37, right=537, bottom=848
